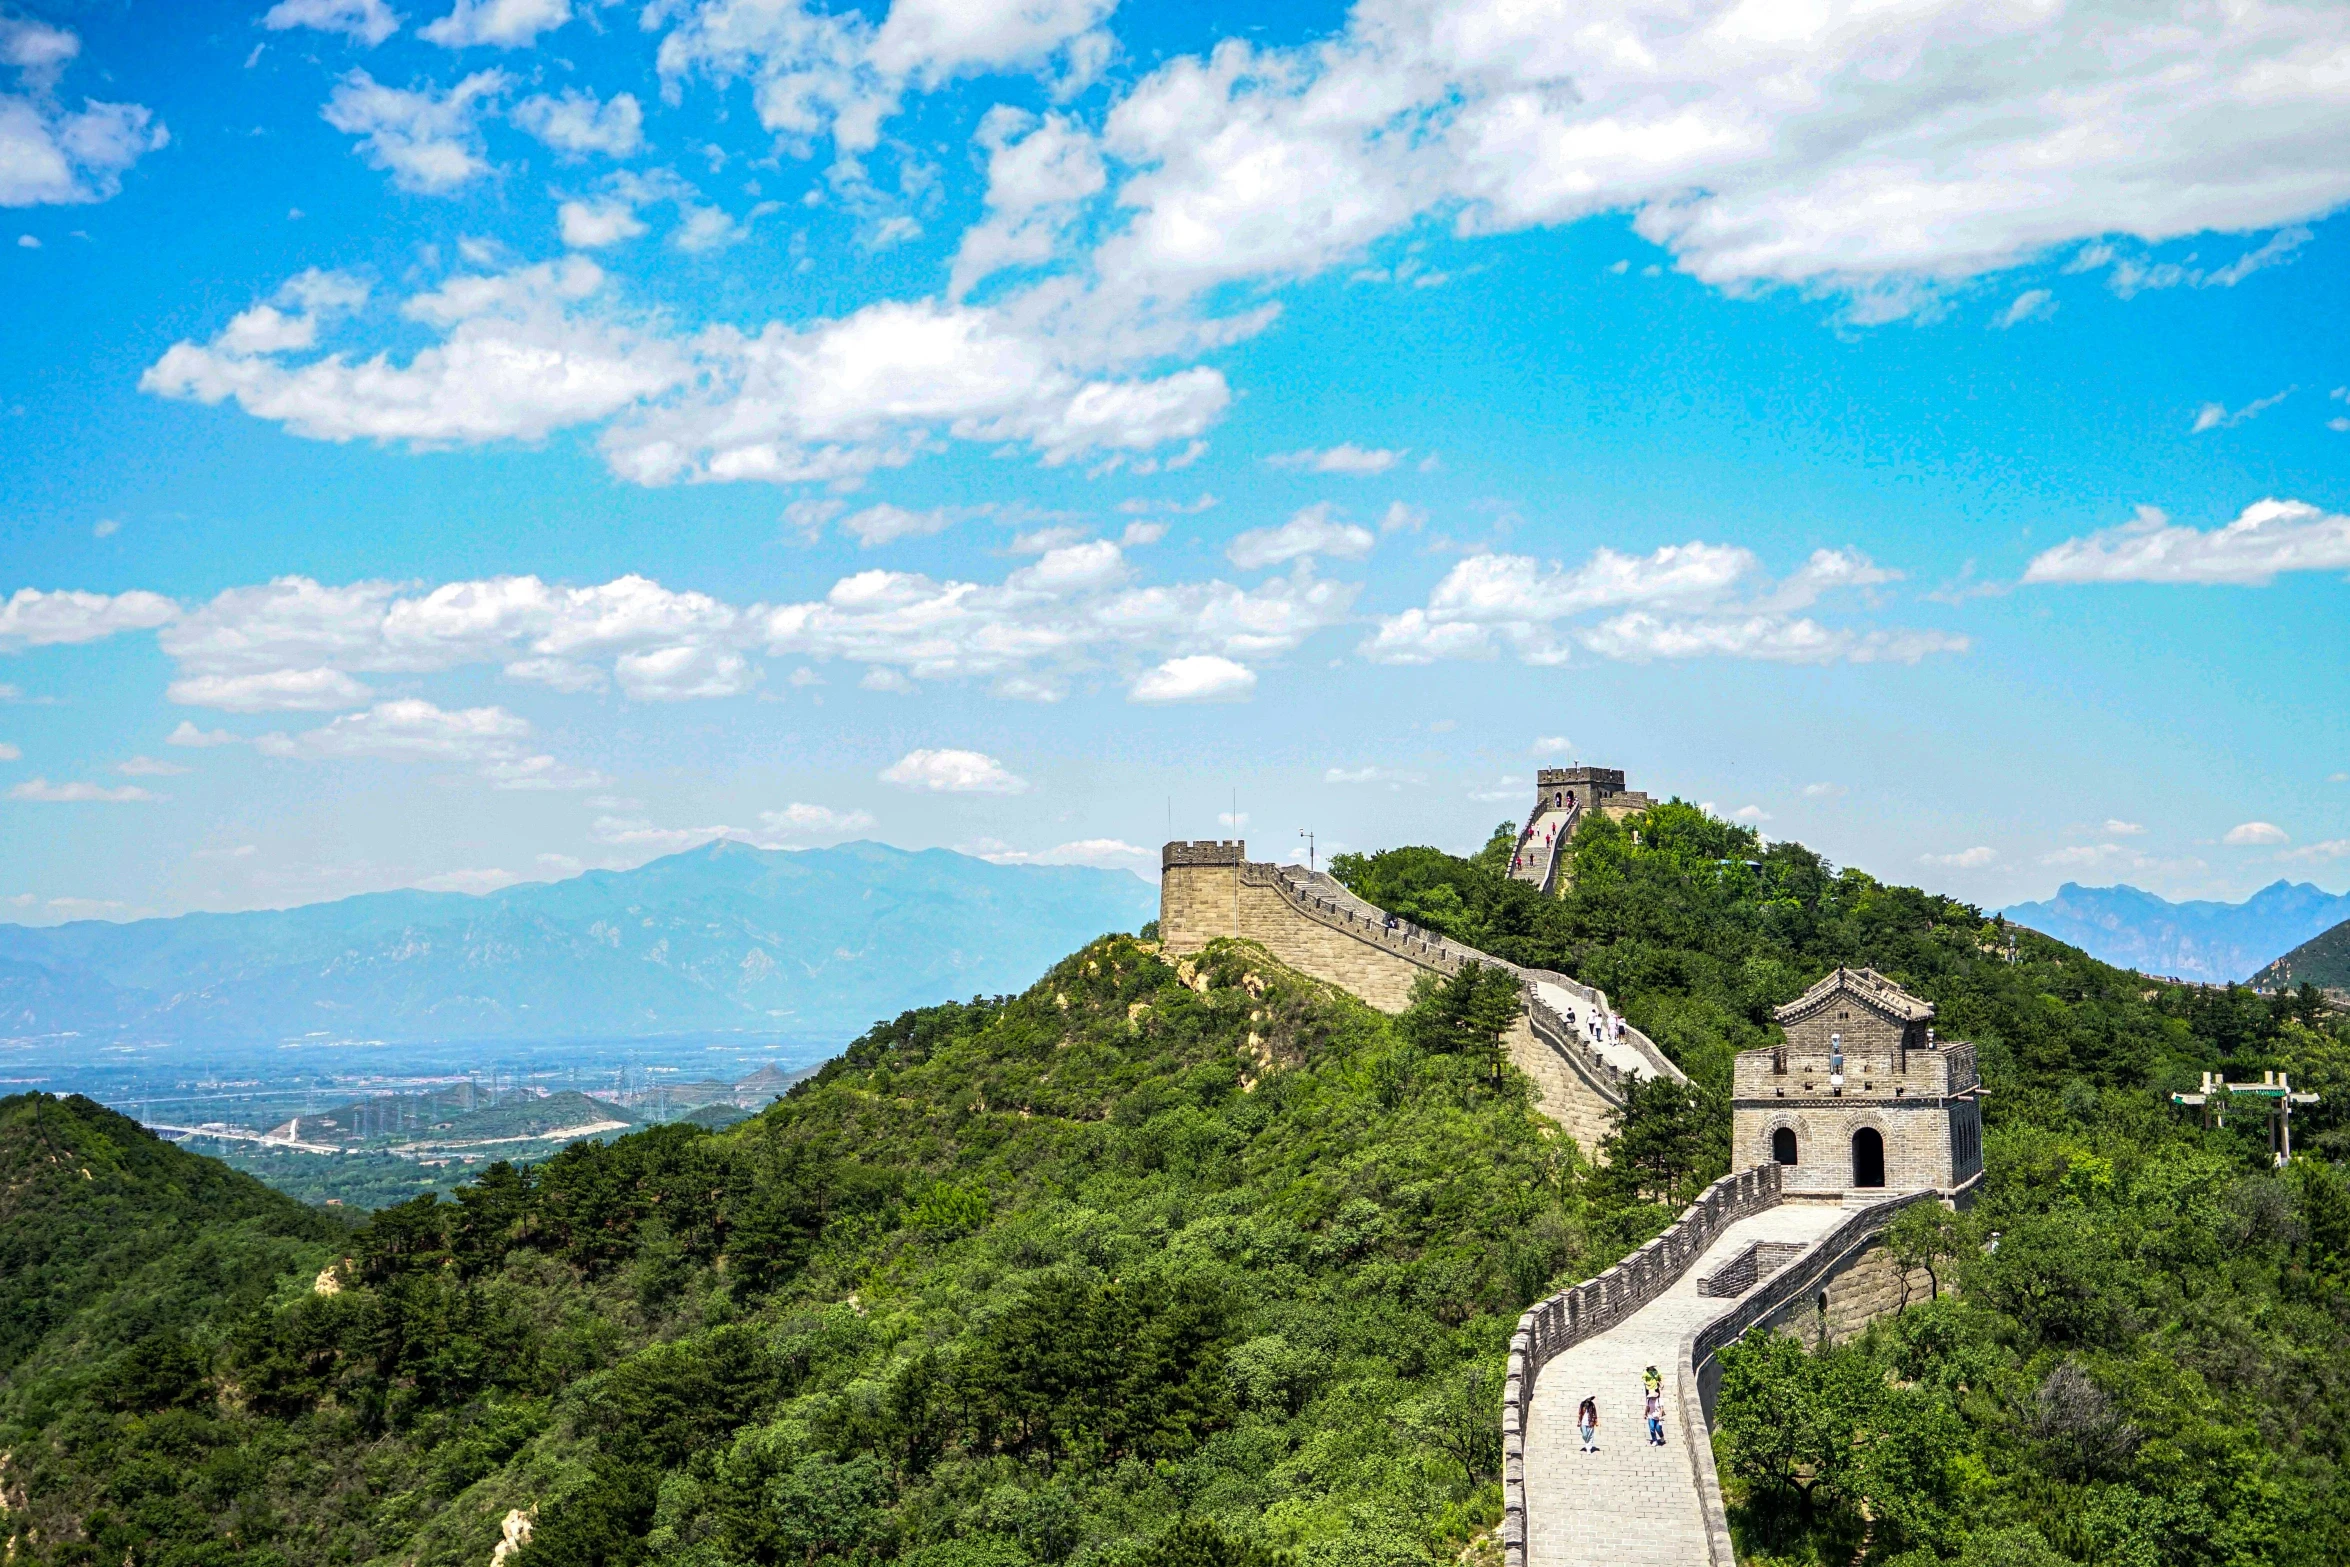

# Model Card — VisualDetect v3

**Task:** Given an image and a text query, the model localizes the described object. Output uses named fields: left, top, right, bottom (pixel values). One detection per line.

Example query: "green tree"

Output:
left=1147, top=1519, right=1283, bottom=1567
left=769, top=1456, right=888, bottom=1567
left=1713, top=1330, right=1883, bottom=1508
left=1595, top=1076, right=1726, bottom=1208
left=1399, top=962, right=1522, bottom=1086
left=1884, top=1200, right=1964, bottom=1303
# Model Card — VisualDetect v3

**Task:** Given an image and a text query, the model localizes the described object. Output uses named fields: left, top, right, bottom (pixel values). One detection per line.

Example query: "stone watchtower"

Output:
left=1533, top=766, right=1655, bottom=819
left=1732, top=967, right=1984, bottom=1196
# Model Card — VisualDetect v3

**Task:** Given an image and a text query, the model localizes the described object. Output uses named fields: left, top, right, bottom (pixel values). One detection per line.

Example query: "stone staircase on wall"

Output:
left=1511, top=801, right=1581, bottom=893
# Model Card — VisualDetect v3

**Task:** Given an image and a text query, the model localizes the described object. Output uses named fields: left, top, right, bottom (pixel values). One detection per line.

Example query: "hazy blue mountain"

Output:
left=2002, top=880, right=2350, bottom=984
left=0, top=840, right=1156, bottom=1047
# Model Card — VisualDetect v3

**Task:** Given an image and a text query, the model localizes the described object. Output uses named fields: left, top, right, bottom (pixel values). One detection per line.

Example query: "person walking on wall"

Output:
left=1577, top=1395, right=1598, bottom=1453
left=1642, top=1367, right=1665, bottom=1445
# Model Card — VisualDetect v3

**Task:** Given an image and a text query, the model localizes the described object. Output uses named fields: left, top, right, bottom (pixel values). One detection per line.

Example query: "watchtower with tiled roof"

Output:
left=1732, top=967, right=1985, bottom=1196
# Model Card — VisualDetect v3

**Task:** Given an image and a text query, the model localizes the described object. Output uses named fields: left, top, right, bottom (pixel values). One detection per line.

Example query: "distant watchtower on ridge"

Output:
left=1507, top=767, right=1657, bottom=894
left=1733, top=967, right=1985, bottom=1197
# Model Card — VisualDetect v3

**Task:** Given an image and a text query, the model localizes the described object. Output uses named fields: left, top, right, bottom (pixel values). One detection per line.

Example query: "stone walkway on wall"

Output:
left=1531, top=979, right=1659, bottom=1082
left=1511, top=803, right=1579, bottom=890
left=1522, top=1201, right=1854, bottom=1567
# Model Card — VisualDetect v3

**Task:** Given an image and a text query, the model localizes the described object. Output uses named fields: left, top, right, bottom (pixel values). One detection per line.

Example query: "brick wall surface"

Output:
left=1755, top=1236, right=1940, bottom=1346
left=1730, top=1099, right=1970, bottom=1194
left=1732, top=992, right=1984, bottom=1194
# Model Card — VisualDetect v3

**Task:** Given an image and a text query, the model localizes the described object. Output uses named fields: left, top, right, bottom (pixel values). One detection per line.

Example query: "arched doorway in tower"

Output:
left=1851, top=1127, right=1885, bottom=1189
left=1772, top=1127, right=1798, bottom=1165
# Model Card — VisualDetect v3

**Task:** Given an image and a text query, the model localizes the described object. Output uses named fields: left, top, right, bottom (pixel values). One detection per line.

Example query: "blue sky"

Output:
left=3, top=0, right=2349, bottom=922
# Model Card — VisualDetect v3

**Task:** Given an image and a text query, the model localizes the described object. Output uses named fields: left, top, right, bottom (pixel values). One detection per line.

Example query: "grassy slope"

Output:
left=2254, top=917, right=2350, bottom=993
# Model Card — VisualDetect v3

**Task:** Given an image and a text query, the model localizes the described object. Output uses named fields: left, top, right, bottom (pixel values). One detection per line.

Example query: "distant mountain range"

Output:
left=0, top=840, right=1156, bottom=1049
left=2002, top=880, right=2350, bottom=984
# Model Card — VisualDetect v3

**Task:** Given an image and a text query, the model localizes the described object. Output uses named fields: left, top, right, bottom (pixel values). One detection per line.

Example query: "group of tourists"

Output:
left=1511, top=791, right=1580, bottom=877
left=1574, top=1366, right=1668, bottom=1453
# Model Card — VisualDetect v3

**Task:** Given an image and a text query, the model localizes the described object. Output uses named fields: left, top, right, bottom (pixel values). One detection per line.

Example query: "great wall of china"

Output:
left=1161, top=767, right=1680, bottom=1150
left=1156, top=766, right=1985, bottom=1567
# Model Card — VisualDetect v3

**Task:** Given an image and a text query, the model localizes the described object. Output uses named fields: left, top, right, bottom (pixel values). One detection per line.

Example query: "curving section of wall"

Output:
left=1159, top=841, right=1684, bottom=1150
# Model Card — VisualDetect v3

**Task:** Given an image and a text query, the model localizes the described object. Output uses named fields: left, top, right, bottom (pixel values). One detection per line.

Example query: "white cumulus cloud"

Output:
left=1227, top=504, right=1376, bottom=570
left=653, top=0, right=1113, bottom=164
left=255, top=698, right=602, bottom=790
left=2024, top=499, right=2350, bottom=586
left=145, top=262, right=1226, bottom=480
left=1131, top=654, right=1254, bottom=703
left=559, top=198, right=648, bottom=249
left=322, top=69, right=506, bottom=193
left=1362, top=541, right=1954, bottom=668
left=262, top=0, right=401, bottom=46
left=167, top=668, right=374, bottom=712
left=21, top=546, right=1357, bottom=720
left=2224, top=821, right=2289, bottom=846
left=1921, top=846, right=1997, bottom=868
left=757, top=802, right=876, bottom=838
left=0, top=587, right=177, bottom=647
left=0, top=18, right=169, bottom=207
left=421, top=0, right=569, bottom=49
left=615, top=642, right=758, bottom=701
left=880, top=747, right=1027, bottom=793
left=1266, top=443, right=1405, bottom=475
left=1078, top=0, right=2350, bottom=324
left=513, top=88, right=642, bottom=157
left=950, top=107, right=1106, bottom=301
left=971, top=836, right=1149, bottom=868
left=142, top=257, right=687, bottom=447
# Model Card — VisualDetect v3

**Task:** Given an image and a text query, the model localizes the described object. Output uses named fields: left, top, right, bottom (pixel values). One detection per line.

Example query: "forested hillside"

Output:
left=5, top=805, right=2350, bottom=1567
left=2254, top=915, right=2350, bottom=995
left=0, top=936, right=1617, bottom=1567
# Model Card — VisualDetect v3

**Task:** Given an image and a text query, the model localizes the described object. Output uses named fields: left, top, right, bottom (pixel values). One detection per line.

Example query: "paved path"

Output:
left=1523, top=1201, right=1853, bottom=1567
left=1532, top=980, right=1658, bottom=1082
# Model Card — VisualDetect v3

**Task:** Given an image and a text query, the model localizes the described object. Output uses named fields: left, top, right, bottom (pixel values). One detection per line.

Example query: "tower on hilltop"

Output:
left=1507, top=768, right=1657, bottom=894
left=1732, top=967, right=1984, bottom=1197
left=1531, top=767, right=1653, bottom=819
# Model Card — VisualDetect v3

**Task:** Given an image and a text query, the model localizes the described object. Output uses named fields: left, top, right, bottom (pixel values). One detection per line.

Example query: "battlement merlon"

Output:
left=1532, top=770, right=1626, bottom=798
left=1163, top=839, right=1246, bottom=869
